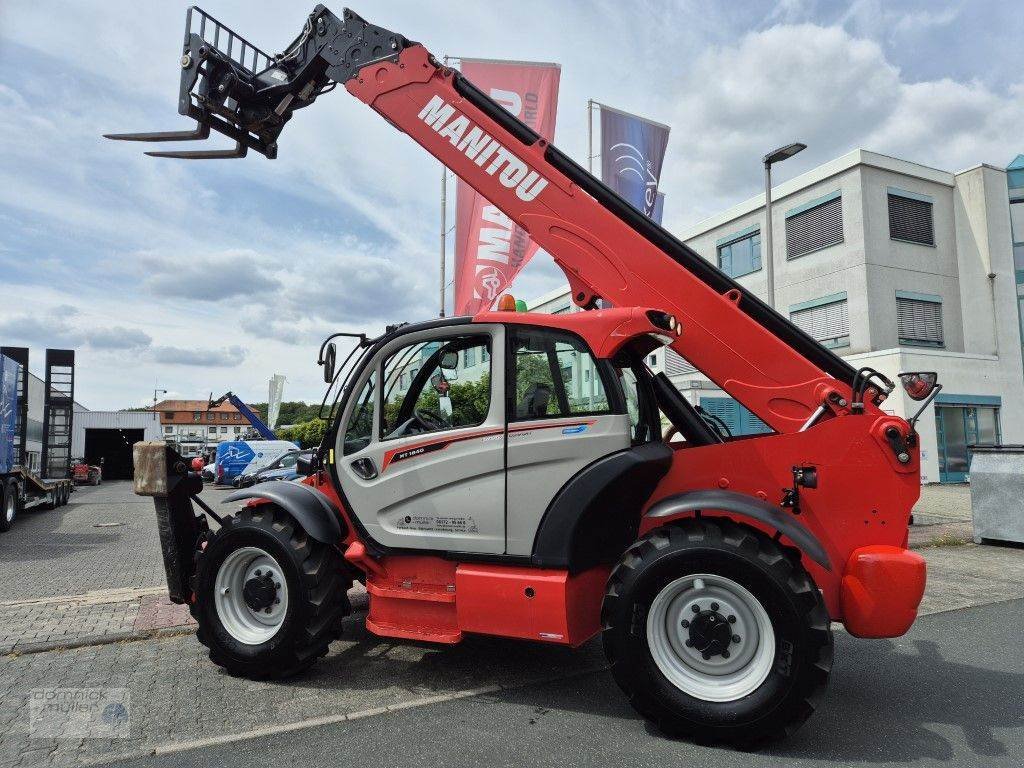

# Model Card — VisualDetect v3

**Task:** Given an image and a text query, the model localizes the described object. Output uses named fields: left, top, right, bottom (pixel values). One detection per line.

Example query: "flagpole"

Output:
left=587, top=99, right=594, bottom=175
left=439, top=56, right=449, bottom=317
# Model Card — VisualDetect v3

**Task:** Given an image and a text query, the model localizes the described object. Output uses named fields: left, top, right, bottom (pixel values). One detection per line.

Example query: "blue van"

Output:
left=214, top=440, right=299, bottom=485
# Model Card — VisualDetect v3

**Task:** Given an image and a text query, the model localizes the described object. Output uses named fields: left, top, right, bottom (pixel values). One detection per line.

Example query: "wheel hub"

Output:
left=685, top=608, right=737, bottom=660
left=243, top=572, right=278, bottom=611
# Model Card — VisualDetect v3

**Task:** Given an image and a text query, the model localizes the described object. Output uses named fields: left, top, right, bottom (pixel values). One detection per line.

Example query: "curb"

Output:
left=3, top=624, right=196, bottom=657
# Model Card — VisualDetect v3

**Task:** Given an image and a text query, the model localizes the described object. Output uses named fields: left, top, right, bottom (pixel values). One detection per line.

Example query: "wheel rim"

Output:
left=214, top=546, right=289, bottom=645
left=646, top=573, right=775, bottom=702
left=4, top=493, right=14, bottom=523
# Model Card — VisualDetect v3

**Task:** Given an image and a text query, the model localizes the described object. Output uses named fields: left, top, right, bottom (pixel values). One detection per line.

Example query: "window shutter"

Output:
left=786, top=196, right=843, bottom=258
left=664, top=349, right=697, bottom=376
left=897, top=297, right=943, bottom=345
left=888, top=194, right=934, bottom=245
left=790, top=299, right=849, bottom=346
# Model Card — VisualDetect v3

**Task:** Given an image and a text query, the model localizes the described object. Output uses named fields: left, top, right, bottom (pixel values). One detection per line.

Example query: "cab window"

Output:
left=381, top=335, right=492, bottom=439
left=510, top=328, right=612, bottom=420
left=343, top=371, right=376, bottom=454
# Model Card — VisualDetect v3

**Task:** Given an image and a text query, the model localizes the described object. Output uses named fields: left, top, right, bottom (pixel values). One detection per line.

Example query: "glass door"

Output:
left=935, top=405, right=1001, bottom=483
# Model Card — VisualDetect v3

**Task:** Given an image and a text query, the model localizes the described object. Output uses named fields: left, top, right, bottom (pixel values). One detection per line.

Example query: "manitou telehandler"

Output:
left=113, top=6, right=938, bottom=746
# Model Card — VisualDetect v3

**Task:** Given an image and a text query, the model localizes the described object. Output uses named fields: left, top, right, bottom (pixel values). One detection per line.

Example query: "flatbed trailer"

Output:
left=1, top=352, right=73, bottom=532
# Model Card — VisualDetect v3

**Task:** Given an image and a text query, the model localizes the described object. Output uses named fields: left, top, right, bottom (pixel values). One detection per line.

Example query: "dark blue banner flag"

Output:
left=599, top=103, right=670, bottom=219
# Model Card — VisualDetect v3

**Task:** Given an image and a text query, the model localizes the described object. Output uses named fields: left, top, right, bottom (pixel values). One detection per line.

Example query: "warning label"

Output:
left=395, top=514, right=480, bottom=534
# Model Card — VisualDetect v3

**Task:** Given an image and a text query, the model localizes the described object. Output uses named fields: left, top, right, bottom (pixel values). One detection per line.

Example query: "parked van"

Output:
left=214, top=440, right=298, bottom=485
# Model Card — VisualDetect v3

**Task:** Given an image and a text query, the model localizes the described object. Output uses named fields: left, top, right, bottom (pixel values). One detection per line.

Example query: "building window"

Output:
left=192, top=411, right=201, bottom=421
left=665, top=349, right=697, bottom=375
left=233, top=413, right=241, bottom=421
left=206, top=412, right=214, bottom=421
left=717, top=227, right=761, bottom=278
left=164, top=426, right=173, bottom=434
left=786, top=192, right=843, bottom=259
left=234, top=426, right=242, bottom=434
left=164, top=411, right=174, bottom=420
left=648, top=354, right=658, bottom=366
left=209, top=426, right=217, bottom=434
left=888, top=188, right=934, bottom=246
left=220, top=426, right=228, bottom=433
left=790, top=292, right=850, bottom=349
left=897, top=291, right=944, bottom=347
left=482, top=347, right=490, bottom=362
left=220, top=413, right=228, bottom=421
left=464, top=347, right=476, bottom=367
left=699, top=397, right=771, bottom=437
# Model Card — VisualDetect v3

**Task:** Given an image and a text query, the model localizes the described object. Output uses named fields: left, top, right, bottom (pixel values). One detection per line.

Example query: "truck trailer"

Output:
left=0, top=352, right=73, bottom=532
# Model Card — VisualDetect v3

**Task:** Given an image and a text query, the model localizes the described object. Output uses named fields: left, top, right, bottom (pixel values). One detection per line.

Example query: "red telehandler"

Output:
left=112, top=6, right=937, bottom=746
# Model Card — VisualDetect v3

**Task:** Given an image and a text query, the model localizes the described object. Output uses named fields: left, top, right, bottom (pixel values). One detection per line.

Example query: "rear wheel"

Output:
left=602, top=517, right=832, bottom=747
left=0, top=482, right=19, bottom=532
left=191, top=504, right=350, bottom=679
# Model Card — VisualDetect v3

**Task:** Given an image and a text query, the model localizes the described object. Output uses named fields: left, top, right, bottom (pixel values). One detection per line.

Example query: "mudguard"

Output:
left=223, top=481, right=345, bottom=545
left=533, top=442, right=673, bottom=573
left=645, top=488, right=831, bottom=571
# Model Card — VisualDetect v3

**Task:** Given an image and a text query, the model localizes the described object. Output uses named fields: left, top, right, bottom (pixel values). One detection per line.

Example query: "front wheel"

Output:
left=602, top=518, right=832, bottom=747
left=191, top=504, right=351, bottom=679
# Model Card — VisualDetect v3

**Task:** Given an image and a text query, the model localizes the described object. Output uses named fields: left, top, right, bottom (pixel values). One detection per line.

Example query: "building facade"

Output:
left=528, top=149, right=1024, bottom=484
left=152, top=399, right=255, bottom=453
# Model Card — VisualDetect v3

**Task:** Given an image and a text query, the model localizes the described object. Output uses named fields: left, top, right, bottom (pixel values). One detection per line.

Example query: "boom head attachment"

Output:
left=104, top=5, right=414, bottom=159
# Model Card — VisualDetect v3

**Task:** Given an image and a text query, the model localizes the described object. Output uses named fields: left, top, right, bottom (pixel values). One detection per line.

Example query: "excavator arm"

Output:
left=108, top=5, right=900, bottom=434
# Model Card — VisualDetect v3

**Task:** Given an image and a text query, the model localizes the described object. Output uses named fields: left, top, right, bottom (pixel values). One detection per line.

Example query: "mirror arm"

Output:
left=908, top=383, right=942, bottom=437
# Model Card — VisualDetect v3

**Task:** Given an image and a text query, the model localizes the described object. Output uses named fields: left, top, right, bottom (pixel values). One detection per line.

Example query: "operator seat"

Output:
left=517, top=382, right=552, bottom=419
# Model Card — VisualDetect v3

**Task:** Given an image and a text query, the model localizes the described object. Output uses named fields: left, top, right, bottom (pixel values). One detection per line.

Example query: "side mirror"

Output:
left=439, top=350, right=459, bottom=370
left=322, top=342, right=337, bottom=384
left=296, top=454, right=317, bottom=476
left=898, top=372, right=938, bottom=401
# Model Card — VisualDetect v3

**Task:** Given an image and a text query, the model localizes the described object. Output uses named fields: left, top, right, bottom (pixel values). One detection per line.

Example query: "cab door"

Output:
left=504, top=326, right=631, bottom=556
left=335, top=325, right=506, bottom=553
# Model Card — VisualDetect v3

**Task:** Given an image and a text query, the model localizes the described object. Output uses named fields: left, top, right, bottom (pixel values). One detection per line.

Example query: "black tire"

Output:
left=602, top=517, right=832, bottom=747
left=191, top=504, right=350, bottom=679
left=0, top=481, right=20, bottom=532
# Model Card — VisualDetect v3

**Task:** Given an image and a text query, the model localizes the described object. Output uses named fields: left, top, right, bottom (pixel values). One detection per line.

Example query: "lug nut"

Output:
left=274, top=598, right=280, bottom=605
left=265, top=607, right=272, bottom=614
left=681, top=619, right=690, bottom=628
left=710, top=602, right=720, bottom=611
left=255, top=569, right=262, bottom=576
left=722, top=650, right=730, bottom=659
left=728, top=615, right=736, bottom=623
left=274, top=582, right=281, bottom=590
left=702, top=652, right=712, bottom=660
left=691, top=604, right=700, bottom=613
left=732, top=634, right=741, bottom=643
left=684, top=639, right=693, bottom=648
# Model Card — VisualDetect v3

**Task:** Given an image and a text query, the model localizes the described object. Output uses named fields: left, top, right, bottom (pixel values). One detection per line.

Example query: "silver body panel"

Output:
left=505, top=414, right=630, bottom=555
left=334, top=323, right=631, bottom=555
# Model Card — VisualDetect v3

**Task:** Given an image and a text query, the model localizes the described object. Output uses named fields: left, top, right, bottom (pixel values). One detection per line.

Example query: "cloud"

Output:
left=660, top=22, right=1024, bottom=226
left=87, top=326, right=152, bottom=350
left=0, top=308, right=153, bottom=352
left=150, top=345, right=247, bottom=367
left=140, top=249, right=281, bottom=301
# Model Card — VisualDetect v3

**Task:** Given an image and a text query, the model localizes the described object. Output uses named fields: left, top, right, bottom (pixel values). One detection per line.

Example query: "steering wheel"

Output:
left=413, top=407, right=449, bottom=431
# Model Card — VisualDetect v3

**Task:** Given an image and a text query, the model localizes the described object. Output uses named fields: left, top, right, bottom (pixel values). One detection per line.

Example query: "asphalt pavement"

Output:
left=103, top=599, right=1024, bottom=768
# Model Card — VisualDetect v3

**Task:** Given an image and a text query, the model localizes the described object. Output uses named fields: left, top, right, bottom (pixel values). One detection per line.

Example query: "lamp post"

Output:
left=762, top=142, right=806, bottom=309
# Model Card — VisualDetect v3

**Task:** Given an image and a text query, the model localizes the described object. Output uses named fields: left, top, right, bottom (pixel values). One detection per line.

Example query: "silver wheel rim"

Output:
left=646, top=573, right=775, bottom=702
left=213, top=546, right=289, bottom=645
left=4, top=493, right=14, bottom=523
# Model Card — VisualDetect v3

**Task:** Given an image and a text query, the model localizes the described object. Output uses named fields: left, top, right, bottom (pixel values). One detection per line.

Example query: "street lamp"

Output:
left=763, top=142, right=807, bottom=308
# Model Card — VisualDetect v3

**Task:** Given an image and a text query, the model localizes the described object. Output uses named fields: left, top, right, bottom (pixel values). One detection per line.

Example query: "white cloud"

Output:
left=150, top=345, right=247, bottom=367
left=1, top=0, right=1020, bottom=410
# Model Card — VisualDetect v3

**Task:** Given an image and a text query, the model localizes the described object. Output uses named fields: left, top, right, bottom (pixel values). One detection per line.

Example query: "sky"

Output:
left=1, top=0, right=1022, bottom=410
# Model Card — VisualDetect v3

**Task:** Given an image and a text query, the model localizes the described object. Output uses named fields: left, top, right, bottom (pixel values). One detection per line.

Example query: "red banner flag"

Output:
left=453, top=59, right=560, bottom=315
